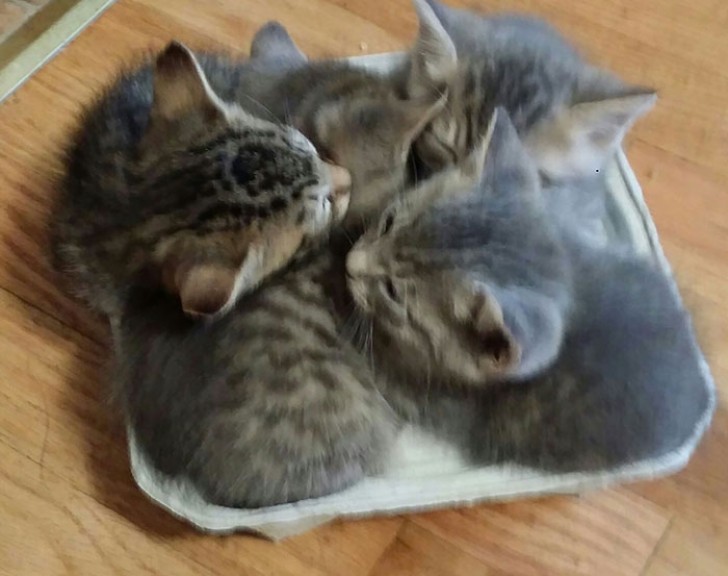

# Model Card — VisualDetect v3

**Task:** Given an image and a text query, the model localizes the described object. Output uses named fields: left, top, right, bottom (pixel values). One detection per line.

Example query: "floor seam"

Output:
left=639, top=514, right=676, bottom=576
left=0, top=283, right=106, bottom=348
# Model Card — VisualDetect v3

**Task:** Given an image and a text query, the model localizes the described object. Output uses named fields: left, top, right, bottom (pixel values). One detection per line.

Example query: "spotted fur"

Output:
left=52, top=43, right=349, bottom=320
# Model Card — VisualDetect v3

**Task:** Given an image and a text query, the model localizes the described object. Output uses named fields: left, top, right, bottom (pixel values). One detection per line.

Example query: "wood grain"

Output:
left=0, top=0, right=726, bottom=574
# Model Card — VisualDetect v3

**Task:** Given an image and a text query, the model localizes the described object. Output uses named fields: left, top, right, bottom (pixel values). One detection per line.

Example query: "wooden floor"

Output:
left=0, top=0, right=726, bottom=574
left=0, top=0, right=52, bottom=42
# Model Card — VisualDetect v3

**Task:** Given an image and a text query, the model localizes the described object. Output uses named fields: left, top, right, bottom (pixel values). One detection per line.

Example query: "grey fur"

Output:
left=347, top=110, right=573, bottom=389
left=86, top=37, right=451, bottom=507
left=407, top=0, right=656, bottom=180
left=379, top=238, right=713, bottom=472
left=117, top=245, right=397, bottom=507
left=348, top=104, right=710, bottom=472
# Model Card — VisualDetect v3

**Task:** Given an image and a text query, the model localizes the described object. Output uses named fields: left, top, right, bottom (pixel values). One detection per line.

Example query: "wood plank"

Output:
left=410, top=492, right=670, bottom=576
left=642, top=516, right=728, bottom=576
left=369, top=521, right=501, bottom=576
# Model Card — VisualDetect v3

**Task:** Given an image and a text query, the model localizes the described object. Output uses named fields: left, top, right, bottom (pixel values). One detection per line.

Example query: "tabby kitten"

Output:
left=348, top=109, right=712, bottom=471
left=52, top=42, right=351, bottom=319
left=459, top=240, right=713, bottom=471
left=246, top=21, right=447, bottom=226
left=372, top=239, right=712, bottom=472
left=347, top=109, right=572, bottom=388
left=115, top=31, right=457, bottom=507
left=117, top=243, right=397, bottom=508
left=405, top=0, right=656, bottom=181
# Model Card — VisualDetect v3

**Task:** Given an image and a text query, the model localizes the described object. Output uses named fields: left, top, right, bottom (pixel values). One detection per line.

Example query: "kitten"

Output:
left=375, top=241, right=713, bottom=472
left=347, top=109, right=572, bottom=388
left=114, top=32, right=456, bottom=507
left=246, top=21, right=447, bottom=226
left=462, top=241, right=713, bottom=471
left=116, top=243, right=397, bottom=508
left=348, top=109, right=712, bottom=471
left=52, top=42, right=351, bottom=320
left=405, top=0, right=656, bottom=182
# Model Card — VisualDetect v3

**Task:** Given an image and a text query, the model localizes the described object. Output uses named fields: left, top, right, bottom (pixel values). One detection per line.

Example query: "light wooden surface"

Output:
left=0, top=0, right=116, bottom=102
left=0, top=0, right=726, bottom=574
left=0, top=1, right=35, bottom=41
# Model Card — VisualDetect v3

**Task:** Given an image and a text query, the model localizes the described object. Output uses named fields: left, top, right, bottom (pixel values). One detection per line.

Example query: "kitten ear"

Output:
left=407, top=0, right=457, bottom=99
left=250, top=21, right=307, bottom=63
left=483, top=107, right=540, bottom=195
left=524, top=89, right=657, bottom=179
left=150, top=41, right=224, bottom=122
left=409, top=110, right=495, bottom=207
left=420, top=0, right=449, bottom=23
left=460, top=285, right=521, bottom=373
left=173, top=261, right=240, bottom=319
left=465, top=283, right=564, bottom=379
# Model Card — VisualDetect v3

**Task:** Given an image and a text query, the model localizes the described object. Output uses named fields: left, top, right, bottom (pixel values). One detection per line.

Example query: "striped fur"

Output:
left=52, top=43, right=348, bottom=319
left=407, top=0, right=656, bottom=180
left=103, top=33, right=458, bottom=506
left=347, top=110, right=572, bottom=389
left=117, top=241, right=398, bottom=507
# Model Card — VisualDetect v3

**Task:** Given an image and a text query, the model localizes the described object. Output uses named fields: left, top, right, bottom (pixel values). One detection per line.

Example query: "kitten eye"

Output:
left=383, top=278, right=400, bottom=302
left=380, top=213, right=395, bottom=236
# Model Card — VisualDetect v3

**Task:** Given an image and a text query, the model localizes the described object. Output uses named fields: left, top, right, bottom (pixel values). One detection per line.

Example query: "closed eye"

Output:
left=380, top=213, right=395, bottom=236
left=421, top=131, right=458, bottom=167
left=383, top=278, right=400, bottom=303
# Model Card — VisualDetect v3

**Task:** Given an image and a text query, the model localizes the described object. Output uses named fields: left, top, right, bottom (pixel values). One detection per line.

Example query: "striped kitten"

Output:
left=114, top=31, right=455, bottom=507
left=347, top=109, right=572, bottom=389
left=347, top=106, right=711, bottom=472
left=365, top=224, right=712, bottom=473
left=117, top=242, right=397, bottom=508
left=246, top=21, right=447, bottom=226
left=405, top=0, right=656, bottom=181
left=52, top=42, right=351, bottom=320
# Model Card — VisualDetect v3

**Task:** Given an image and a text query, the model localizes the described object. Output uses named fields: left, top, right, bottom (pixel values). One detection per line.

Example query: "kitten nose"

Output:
left=324, top=163, right=352, bottom=197
left=346, top=249, right=369, bottom=276
left=324, top=163, right=351, bottom=220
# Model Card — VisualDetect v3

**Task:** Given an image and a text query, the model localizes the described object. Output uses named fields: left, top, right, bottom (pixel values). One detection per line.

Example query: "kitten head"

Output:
left=301, top=87, right=445, bottom=226
left=249, top=21, right=447, bottom=226
left=407, top=0, right=656, bottom=180
left=134, top=42, right=351, bottom=319
left=347, top=109, right=571, bottom=387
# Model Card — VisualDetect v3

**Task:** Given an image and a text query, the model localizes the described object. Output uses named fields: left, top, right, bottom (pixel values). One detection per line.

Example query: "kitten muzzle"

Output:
left=324, top=162, right=352, bottom=221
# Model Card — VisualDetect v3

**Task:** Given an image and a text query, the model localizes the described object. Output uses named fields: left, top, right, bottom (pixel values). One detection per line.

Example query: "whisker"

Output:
left=240, top=94, right=281, bottom=126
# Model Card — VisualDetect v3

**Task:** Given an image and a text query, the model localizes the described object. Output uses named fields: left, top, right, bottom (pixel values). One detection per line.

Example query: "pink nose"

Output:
left=325, top=163, right=352, bottom=197
left=346, top=249, right=369, bottom=276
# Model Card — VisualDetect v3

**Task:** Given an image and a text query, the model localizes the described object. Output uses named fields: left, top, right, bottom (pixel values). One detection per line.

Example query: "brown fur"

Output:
left=52, top=42, right=350, bottom=320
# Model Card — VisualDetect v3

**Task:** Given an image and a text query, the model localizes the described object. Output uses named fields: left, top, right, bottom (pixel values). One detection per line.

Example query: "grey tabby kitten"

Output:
left=52, top=42, right=351, bottom=320
left=114, top=32, right=456, bottom=507
left=461, top=240, right=713, bottom=471
left=348, top=108, right=711, bottom=471
left=405, top=0, right=656, bottom=182
left=246, top=21, right=446, bottom=224
left=347, top=109, right=572, bottom=389
left=117, top=245, right=397, bottom=507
